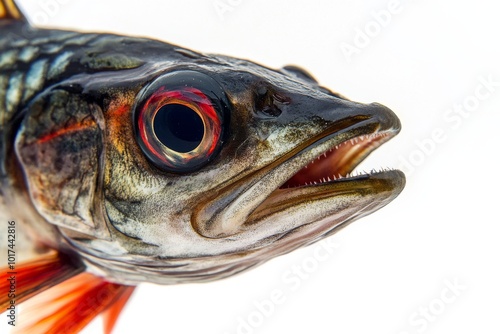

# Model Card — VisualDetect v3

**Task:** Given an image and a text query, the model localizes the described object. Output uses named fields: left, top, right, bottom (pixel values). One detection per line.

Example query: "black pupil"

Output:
left=153, top=104, right=205, bottom=153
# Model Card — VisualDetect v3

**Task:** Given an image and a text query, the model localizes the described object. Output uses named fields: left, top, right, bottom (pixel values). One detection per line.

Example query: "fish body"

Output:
left=1, top=0, right=405, bottom=332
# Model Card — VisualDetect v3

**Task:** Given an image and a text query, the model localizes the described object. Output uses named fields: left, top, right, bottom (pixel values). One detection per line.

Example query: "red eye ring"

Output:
left=134, top=71, right=229, bottom=173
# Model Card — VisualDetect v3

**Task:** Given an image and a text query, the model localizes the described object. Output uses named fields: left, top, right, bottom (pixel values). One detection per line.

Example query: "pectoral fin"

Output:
left=13, top=271, right=135, bottom=334
left=1, top=251, right=135, bottom=333
left=0, top=251, right=84, bottom=309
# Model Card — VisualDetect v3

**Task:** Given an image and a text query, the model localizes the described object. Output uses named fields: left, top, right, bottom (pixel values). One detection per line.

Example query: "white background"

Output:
left=11, top=0, right=500, bottom=333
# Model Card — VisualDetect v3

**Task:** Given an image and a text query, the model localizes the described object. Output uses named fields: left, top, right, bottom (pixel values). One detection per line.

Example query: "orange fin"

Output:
left=102, top=285, right=136, bottom=334
left=0, top=251, right=84, bottom=309
left=14, top=272, right=134, bottom=334
left=0, top=0, right=26, bottom=21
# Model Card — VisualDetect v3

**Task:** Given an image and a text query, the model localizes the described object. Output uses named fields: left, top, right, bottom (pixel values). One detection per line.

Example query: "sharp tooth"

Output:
left=350, top=139, right=355, bottom=145
left=327, top=176, right=332, bottom=182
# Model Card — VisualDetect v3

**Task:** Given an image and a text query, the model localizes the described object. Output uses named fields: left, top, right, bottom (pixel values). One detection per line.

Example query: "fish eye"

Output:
left=134, top=71, right=230, bottom=173
left=153, top=103, right=204, bottom=153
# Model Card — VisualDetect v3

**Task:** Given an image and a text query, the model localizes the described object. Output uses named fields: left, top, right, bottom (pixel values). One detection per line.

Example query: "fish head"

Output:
left=16, top=39, right=405, bottom=284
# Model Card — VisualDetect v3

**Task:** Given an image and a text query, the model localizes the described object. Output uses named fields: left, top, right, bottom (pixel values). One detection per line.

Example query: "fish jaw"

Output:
left=174, top=101, right=406, bottom=282
left=246, top=170, right=404, bottom=244
left=192, top=101, right=405, bottom=241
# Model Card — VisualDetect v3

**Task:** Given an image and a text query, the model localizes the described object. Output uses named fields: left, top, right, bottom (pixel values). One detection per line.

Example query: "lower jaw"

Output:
left=253, top=169, right=406, bottom=224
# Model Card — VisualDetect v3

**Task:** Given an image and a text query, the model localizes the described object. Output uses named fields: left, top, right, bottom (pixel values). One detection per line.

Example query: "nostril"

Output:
left=273, top=92, right=291, bottom=105
left=260, top=104, right=282, bottom=117
left=253, top=84, right=284, bottom=118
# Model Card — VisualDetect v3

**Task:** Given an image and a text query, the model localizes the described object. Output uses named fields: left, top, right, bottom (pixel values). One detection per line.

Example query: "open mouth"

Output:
left=280, top=131, right=395, bottom=189
left=245, top=124, right=405, bottom=225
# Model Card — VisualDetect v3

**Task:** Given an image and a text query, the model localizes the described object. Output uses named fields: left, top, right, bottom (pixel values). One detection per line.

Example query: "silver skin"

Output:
left=1, top=6, right=405, bottom=285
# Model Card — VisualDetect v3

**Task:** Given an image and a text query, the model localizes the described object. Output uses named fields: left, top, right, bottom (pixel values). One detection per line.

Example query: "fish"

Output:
left=0, top=0, right=405, bottom=332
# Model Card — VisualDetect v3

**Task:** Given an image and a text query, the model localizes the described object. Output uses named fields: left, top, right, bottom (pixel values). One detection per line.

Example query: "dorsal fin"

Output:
left=0, top=0, right=26, bottom=21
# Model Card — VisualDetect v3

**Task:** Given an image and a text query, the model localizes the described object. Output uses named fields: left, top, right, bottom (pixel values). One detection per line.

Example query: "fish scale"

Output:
left=0, top=27, right=140, bottom=107
left=0, top=30, right=107, bottom=118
